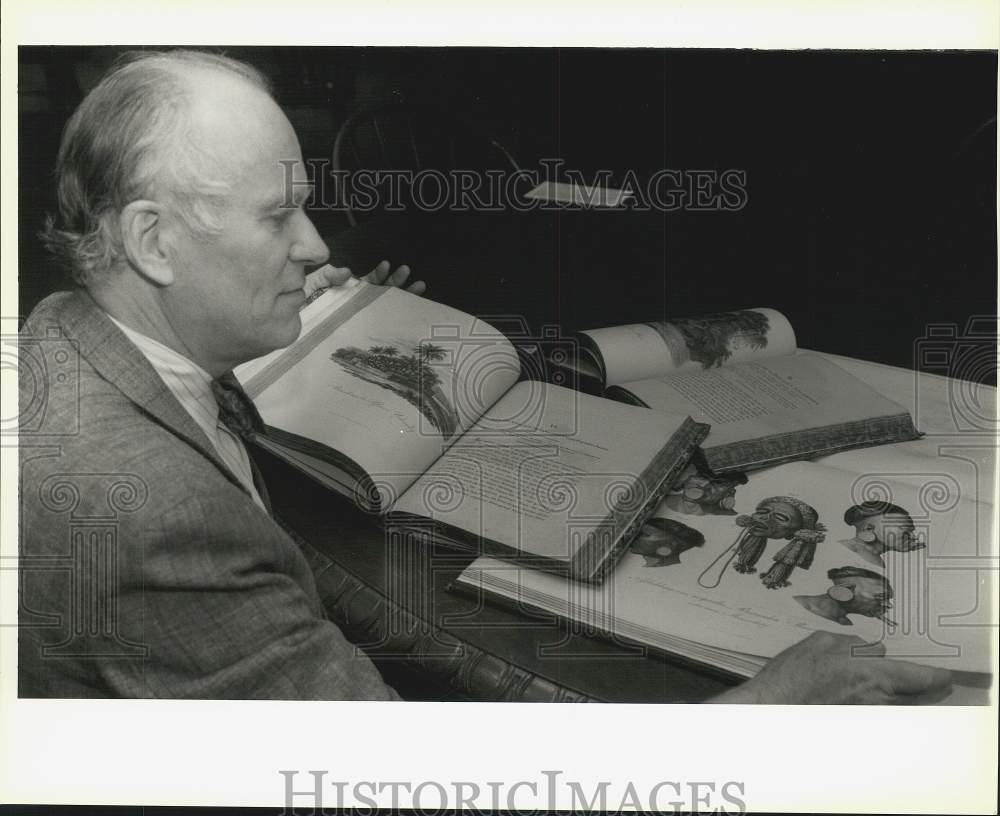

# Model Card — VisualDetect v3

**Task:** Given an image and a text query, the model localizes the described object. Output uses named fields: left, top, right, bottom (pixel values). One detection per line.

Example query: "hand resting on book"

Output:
left=707, top=631, right=953, bottom=704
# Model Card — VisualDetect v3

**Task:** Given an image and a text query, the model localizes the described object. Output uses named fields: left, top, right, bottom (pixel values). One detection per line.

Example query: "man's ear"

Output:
left=119, top=200, right=173, bottom=286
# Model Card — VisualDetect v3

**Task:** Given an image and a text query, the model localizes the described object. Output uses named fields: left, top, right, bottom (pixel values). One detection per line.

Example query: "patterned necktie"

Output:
left=210, top=371, right=272, bottom=513
left=211, top=371, right=265, bottom=442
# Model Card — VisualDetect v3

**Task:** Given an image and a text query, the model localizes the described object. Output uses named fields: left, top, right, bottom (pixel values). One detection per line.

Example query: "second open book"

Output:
left=235, top=277, right=707, bottom=583
left=573, top=307, right=921, bottom=472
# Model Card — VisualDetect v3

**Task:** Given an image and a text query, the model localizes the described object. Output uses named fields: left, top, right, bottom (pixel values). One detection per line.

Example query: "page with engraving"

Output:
left=580, top=307, right=796, bottom=387
left=237, top=280, right=522, bottom=508
left=461, top=449, right=995, bottom=679
left=390, top=381, right=706, bottom=576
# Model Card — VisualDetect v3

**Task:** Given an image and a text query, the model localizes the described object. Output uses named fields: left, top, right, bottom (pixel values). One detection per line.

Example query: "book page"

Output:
left=237, top=282, right=521, bottom=507
left=619, top=353, right=910, bottom=449
left=582, top=307, right=795, bottom=386
left=391, top=381, right=698, bottom=562
left=462, top=449, right=995, bottom=677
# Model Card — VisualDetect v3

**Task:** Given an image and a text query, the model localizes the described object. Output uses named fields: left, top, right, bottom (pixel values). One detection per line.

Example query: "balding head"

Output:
left=43, top=50, right=274, bottom=285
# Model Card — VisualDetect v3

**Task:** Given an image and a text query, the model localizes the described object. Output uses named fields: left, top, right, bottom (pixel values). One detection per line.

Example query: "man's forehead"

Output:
left=226, top=145, right=311, bottom=213
left=183, top=72, right=303, bottom=189
left=252, top=170, right=312, bottom=213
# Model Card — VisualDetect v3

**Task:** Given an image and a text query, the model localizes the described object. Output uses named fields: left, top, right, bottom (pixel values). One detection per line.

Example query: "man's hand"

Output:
left=708, top=631, right=953, bottom=704
left=303, top=260, right=426, bottom=300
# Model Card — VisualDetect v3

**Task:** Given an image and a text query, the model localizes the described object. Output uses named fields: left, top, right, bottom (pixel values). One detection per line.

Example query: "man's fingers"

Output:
left=888, top=683, right=955, bottom=706
left=362, top=260, right=426, bottom=293
left=884, top=660, right=953, bottom=695
left=385, top=264, right=411, bottom=287
left=364, top=260, right=392, bottom=284
left=841, top=634, right=886, bottom=658
left=319, top=265, right=353, bottom=286
left=303, top=264, right=350, bottom=297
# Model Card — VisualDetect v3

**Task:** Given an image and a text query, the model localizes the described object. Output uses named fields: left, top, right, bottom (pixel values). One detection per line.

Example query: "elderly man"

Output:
left=19, top=49, right=953, bottom=704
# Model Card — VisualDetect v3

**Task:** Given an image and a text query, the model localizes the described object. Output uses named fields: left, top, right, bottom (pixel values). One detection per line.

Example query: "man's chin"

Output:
left=278, top=315, right=304, bottom=348
left=262, top=313, right=304, bottom=355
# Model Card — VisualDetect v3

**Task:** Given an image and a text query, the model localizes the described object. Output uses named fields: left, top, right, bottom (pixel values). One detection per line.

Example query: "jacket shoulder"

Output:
left=20, top=290, right=78, bottom=335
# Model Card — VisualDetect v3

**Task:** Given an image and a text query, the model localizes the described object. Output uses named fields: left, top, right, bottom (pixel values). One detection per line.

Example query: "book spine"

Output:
left=704, top=412, right=922, bottom=473
left=569, top=416, right=711, bottom=583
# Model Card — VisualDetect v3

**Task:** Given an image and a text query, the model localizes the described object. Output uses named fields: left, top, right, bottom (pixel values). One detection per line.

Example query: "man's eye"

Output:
left=271, top=208, right=298, bottom=225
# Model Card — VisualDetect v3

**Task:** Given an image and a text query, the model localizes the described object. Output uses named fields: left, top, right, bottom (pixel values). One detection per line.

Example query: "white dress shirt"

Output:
left=106, top=314, right=267, bottom=511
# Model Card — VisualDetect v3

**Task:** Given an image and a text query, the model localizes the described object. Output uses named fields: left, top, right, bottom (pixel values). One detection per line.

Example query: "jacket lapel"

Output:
left=58, top=290, right=257, bottom=499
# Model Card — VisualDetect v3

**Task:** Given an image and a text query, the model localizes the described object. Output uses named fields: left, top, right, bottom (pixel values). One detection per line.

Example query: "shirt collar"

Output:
left=103, top=313, right=222, bottom=441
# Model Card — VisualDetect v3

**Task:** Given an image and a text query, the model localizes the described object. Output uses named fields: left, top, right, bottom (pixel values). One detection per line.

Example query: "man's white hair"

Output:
left=42, top=49, right=273, bottom=286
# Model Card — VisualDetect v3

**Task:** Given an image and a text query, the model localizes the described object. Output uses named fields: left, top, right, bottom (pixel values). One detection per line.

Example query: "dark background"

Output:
left=18, top=47, right=997, bottom=379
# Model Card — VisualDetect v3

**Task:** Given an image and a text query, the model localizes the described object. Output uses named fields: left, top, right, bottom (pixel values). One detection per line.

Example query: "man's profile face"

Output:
left=844, top=576, right=893, bottom=618
left=869, top=512, right=919, bottom=552
left=161, top=75, right=329, bottom=371
left=749, top=500, right=802, bottom=539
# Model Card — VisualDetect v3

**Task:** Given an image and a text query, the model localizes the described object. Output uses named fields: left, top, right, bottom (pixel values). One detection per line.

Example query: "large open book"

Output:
left=457, top=356, right=996, bottom=696
left=568, top=308, right=920, bottom=473
left=235, top=276, right=708, bottom=582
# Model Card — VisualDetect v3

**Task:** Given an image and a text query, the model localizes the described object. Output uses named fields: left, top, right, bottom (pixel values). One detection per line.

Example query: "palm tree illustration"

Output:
left=418, top=343, right=447, bottom=363
left=330, top=341, right=459, bottom=438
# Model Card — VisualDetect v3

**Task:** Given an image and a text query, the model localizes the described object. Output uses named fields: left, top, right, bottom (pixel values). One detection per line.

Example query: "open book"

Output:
left=565, top=308, right=921, bottom=473
left=457, top=357, right=996, bottom=692
left=235, top=275, right=708, bottom=582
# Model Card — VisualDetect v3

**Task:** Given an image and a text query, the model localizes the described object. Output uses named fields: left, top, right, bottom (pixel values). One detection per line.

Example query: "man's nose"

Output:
left=289, top=211, right=331, bottom=266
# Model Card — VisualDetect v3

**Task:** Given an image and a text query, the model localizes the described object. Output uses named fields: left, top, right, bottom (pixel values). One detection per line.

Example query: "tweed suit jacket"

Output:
left=18, top=289, right=398, bottom=699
